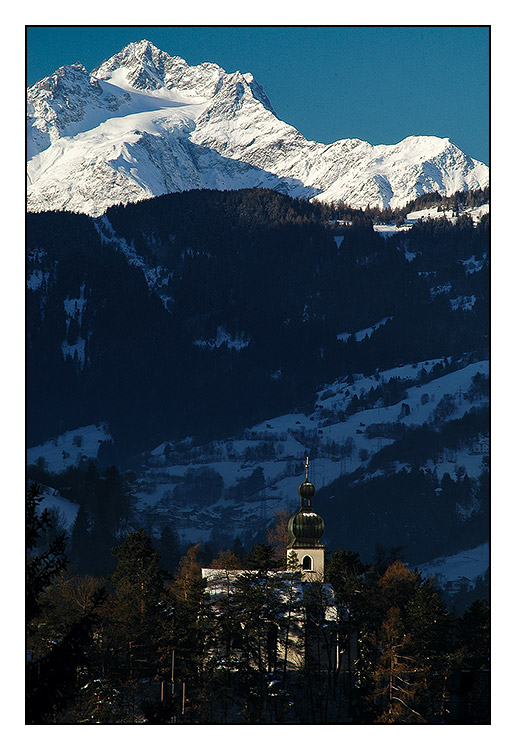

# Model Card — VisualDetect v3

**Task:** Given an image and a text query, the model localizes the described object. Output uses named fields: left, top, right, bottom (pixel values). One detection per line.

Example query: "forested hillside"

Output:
left=26, top=187, right=490, bottom=724
left=27, top=188, right=489, bottom=458
left=27, top=187, right=489, bottom=586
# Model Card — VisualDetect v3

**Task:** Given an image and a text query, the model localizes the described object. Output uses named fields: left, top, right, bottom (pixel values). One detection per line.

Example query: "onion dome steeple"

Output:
left=288, top=457, right=325, bottom=549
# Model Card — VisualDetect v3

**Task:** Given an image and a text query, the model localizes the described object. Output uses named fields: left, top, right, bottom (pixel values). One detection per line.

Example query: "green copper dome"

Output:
left=287, top=469, right=324, bottom=548
left=288, top=507, right=325, bottom=548
left=298, top=479, right=316, bottom=500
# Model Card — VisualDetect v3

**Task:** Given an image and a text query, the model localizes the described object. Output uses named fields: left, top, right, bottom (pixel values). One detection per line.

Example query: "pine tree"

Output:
left=26, top=586, right=106, bottom=723
left=280, top=551, right=304, bottom=681
left=26, top=482, right=68, bottom=625
left=70, top=502, right=91, bottom=574
left=201, top=557, right=242, bottom=722
left=327, top=548, right=369, bottom=707
left=110, top=529, right=167, bottom=646
left=26, top=483, right=106, bottom=723
left=101, top=465, right=133, bottom=531
left=364, top=562, right=451, bottom=723
left=454, top=599, right=490, bottom=670
left=167, top=544, right=213, bottom=722
left=230, top=566, right=285, bottom=721
left=244, top=543, right=278, bottom=571
left=157, top=523, right=181, bottom=576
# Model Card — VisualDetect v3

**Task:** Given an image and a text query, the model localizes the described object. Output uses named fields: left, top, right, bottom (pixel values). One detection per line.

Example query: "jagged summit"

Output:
left=27, top=40, right=489, bottom=216
left=92, top=39, right=227, bottom=100
left=93, top=39, right=177, bottom=90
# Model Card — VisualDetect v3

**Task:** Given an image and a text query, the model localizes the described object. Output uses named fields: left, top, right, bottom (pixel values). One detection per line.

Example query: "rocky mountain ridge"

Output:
left=27, top=40, right=489, bottom=216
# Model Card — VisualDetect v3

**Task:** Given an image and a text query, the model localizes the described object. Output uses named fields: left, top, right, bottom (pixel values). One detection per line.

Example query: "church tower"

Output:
left=287, top=457, right=325, bottom=581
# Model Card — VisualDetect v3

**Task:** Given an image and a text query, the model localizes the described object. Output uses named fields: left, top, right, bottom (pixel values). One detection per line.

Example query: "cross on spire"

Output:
left=305, top=456, right=310, bottom=480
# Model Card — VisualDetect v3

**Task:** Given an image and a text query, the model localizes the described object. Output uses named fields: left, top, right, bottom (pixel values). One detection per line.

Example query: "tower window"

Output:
left=302, top=555, right=313, bottom=570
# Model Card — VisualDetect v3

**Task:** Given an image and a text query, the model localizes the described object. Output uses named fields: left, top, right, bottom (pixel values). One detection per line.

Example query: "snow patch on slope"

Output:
left=127, top=358, right=488, bottom=549
left=337, top=317, right=393, bottom=343
left=194, top=327, right=250, bottom=350
left=415, top=542, right=489, bottom=590
left=27, top=423, right=112, bottom=471
left=36, top=484, right=80, bottom=533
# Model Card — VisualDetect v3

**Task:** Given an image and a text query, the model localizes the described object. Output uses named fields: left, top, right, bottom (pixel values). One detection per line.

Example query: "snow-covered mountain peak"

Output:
left=92, top=40, right=228, bottom=102
left=28, top=61, right=98, bottom=109
left=27, top=40, right=489, bottom=216
left=93, top=39, right=180, bottom=91
left=242, top=71, right=275, bottom=112
left=27, top=62, right=113, bottom=158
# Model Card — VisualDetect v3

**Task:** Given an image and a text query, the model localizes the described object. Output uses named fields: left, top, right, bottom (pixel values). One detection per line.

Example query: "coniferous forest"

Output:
left=27, top=188, right=489, bottom=455
left=26, top=187, right=490, bottom=724
left=27, top=482, right=489, bottom=724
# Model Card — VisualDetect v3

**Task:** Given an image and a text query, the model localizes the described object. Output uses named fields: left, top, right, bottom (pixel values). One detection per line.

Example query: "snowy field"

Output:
left=27, top=423, right=111, bottom=473
left=28, top=355, right=488, bottom=583
left=415, top=542, right=489, bottom=590
left=131, top=357, right=488, bottom=549
left=33, top=483, right=80, bottom=533
left=370, top=203, right=489, bottom=238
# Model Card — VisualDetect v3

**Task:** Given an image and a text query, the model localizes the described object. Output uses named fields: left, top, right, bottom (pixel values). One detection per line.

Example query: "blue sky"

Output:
left=26, top=26, right=489, bottom=164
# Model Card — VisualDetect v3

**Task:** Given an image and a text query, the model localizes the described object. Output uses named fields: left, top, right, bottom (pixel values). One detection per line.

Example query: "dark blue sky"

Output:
left=26, top=26, right=489, bottom=164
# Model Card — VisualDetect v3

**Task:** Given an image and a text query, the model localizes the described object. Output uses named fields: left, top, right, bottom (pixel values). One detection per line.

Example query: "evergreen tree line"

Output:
left=27, top=189, right=489, bottom=462
left=312, top=185, right=490, bottom=224
left=27, top=484, right=489, bottom=724
left=315, top=404, right=489, bottom=566
left=316, top=464, right=488, bottom=569
left=26, top=461, right=180, bottom=579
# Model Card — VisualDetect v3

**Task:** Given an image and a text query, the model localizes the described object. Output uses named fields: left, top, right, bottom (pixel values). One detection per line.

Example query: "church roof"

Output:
left=287, top=458, right=325, bottom=548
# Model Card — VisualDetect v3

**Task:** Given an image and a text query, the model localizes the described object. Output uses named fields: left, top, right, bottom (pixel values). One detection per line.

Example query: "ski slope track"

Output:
left=27, top=40, right=489, bottom=217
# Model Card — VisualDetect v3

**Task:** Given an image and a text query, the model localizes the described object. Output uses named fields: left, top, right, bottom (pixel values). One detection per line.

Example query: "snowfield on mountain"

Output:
left=27, top=40, right=489, bottom=217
